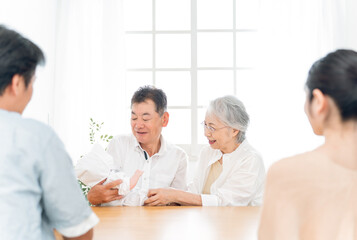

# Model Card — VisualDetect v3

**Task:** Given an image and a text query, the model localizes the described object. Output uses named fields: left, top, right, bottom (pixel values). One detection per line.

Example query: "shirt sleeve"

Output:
left=203, top=154, right=265, bottom=206
left=170, top=151, right=188, bottom=190
left=188, top=148, right=208, bottom=194
left=187, top=172, right=201, bottom=194
left=39, top=133, right=98, bottom=237
left=106, top=136, right=124, bottom=170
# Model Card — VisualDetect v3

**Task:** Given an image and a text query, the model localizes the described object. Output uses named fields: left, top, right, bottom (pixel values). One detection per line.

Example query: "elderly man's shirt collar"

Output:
left=134, top=135, right=167, bottom=157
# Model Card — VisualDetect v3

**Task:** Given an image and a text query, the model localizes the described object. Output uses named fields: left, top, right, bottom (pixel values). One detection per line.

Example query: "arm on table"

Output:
left=144, top=188, right=202, bottom=206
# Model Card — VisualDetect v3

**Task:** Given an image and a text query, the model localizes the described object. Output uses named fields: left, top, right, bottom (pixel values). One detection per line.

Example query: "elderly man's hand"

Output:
left=144, top=188, right=177, bottom=206
left=87, top=179, right=124, bottom=205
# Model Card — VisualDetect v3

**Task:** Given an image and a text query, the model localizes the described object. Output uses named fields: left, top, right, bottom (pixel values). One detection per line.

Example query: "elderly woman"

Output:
left=258, top=49, right=357, bottom=239
left=144, top=95, right=266, bottom=206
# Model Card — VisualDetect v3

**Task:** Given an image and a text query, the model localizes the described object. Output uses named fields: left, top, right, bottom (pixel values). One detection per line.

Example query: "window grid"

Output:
left=152, top=0, right=156, bottom=86
left=124, top=0, right=257, bottom=160
left=191, top=0, right=198, bottom=156
left=127, top=67, right=253, bottom=71
left=126, top=30, right=257, bottom=34
left=233, top=0, right=237, bottom=95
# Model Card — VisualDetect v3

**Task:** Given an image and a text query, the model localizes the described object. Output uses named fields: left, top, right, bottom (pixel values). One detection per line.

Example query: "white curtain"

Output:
left=0, top=0, right=57, bottom=125
left=53, top=0, right=126, bottom=161
left=0, top=0, right=126, bottom=162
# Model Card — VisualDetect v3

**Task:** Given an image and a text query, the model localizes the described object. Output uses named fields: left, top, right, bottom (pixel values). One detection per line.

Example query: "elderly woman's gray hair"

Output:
left=207, top=95, right=249, bottom=143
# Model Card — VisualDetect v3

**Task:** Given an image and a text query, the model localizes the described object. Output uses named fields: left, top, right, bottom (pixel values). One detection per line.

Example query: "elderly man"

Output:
left=87, top=86, right=188, bottom=206
left=0, top=25, right=98, bottom=239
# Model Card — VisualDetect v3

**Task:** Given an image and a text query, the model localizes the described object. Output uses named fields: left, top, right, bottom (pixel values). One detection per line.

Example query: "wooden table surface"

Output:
left=56, top=206, right=261, bottom=240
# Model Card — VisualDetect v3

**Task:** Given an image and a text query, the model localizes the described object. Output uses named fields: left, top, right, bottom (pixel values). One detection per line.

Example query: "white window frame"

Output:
left=125, top=0, right=257, bottom=161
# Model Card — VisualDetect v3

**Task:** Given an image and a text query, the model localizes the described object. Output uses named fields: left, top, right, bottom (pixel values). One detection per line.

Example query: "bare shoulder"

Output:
left=267, top=151, right=317, bottom=183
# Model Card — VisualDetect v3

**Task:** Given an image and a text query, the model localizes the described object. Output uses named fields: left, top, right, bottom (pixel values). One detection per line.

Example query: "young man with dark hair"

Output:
left=0, top=25, right=99, bottom=240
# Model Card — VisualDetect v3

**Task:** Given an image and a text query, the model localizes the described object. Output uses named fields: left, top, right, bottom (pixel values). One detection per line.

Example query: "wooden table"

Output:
left=56, top=206, right=261, bottom=240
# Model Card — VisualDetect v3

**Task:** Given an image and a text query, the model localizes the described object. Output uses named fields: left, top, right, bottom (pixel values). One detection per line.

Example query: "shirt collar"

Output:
left=133, top=134, right=167, bottom=156
left=207, top=139, right=248, bottom=166
left=0, top=108, right=21, bottom=117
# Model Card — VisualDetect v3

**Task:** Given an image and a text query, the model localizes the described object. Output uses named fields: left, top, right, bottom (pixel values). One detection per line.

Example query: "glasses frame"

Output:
left=201, top=121, right=229, bottom=133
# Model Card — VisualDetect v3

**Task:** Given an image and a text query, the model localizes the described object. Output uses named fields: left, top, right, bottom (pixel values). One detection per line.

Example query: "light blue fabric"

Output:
left=0, top=109, right=93, bottom=240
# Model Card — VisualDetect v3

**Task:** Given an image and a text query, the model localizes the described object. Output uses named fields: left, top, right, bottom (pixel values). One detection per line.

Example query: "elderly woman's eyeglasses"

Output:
left=201, top=121, right=229, bottom=133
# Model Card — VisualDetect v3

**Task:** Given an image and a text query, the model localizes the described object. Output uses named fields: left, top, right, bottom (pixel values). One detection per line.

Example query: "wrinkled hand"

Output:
left=144, top=188, right=177, bottom=206
left=87, top=178, right=124, bottom=205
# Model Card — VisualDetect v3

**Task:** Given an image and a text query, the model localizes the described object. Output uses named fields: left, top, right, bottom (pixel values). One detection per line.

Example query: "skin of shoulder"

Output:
left=266, top=150, right=322, bottom=193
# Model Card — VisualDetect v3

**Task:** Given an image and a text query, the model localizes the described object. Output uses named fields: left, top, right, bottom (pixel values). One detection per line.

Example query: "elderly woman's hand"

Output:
left=144, top=188, right=177, bottom=206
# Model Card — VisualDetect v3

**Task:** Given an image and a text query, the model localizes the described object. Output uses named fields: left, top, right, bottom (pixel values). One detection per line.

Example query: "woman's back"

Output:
left=259, top=149, right=357, bottom=240
left=259, top=49, right=357, bottom=240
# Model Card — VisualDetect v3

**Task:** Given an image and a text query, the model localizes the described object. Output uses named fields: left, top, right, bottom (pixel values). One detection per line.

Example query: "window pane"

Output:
left=124, top=0, right=152, bottom=31
left=236, top=32, right=258, bottom=67
left=125, top=71, right=152, bottom=106
left=156, top=71, right=191, bottom=106
left=236, top=0, right=259, bottom=29
left=156, top=0, right=190, bottom=30
left=197, top=0, right=233, bottom=29
left=197, top=33, right=233, bottom=67
left=156, top=34, right=191, bottom=68
left=197, top=108, right=208, bottom=144
left=197, top=70, right=234, bottom=106
left=163, top=109, right=191, bottom=144
left=125, top=34, right=152, bottom=68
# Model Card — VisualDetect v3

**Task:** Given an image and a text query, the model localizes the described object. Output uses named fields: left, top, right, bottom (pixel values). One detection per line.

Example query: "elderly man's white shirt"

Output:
left=188, top=140, right=265, bottom=206
left=105, top=134, right=188, bottom=205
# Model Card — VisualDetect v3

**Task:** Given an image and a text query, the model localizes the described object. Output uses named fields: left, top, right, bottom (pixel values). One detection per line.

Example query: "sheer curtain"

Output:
left=248, top=0, right=353, bottom=168
left=53, top=0, right=126, bottom=162
left=0, top=0, right=126, bottom=162
left=0, top=0, right=57, bottom=125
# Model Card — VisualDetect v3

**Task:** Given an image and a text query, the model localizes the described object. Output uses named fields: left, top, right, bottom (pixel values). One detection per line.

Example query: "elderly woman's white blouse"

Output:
left=188, top=140, right=266, bottom=206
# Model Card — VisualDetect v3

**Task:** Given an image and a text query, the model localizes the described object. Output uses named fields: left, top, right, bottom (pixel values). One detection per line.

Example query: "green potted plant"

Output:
left=78, top=118, right=113, bottom=204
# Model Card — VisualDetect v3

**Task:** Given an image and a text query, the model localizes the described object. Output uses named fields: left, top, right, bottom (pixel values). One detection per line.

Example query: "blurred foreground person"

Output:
left=259, top=49, right=357, bottom=240
left=0, top=25, right=98, bottom=240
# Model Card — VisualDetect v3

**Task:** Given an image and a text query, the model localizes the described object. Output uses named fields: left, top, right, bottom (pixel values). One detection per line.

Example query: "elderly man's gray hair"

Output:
left=207, top=95, right=249, bottom=143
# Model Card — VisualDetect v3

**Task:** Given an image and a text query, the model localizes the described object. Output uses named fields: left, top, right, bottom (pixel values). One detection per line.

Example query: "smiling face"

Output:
left=204, top=113, right=239, bottom=154
left=131, top=99, right=169, bottom=146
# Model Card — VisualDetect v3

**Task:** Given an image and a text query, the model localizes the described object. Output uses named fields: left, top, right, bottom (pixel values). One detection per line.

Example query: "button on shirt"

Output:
left=105, top=134, right=188, bottom=205
left=0, top=110, right=98, bottom=240
left=188, top=140, right=266, bottom=206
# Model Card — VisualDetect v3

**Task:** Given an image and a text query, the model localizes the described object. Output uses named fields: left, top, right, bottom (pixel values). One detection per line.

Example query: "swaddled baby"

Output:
left=75, top=143, right=146, bottom=206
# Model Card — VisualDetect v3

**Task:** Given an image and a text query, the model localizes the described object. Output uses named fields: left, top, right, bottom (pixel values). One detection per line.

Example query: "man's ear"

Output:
left=8, top=74, right=23, bottom=96
left=162, top=112, right=169, bottom=127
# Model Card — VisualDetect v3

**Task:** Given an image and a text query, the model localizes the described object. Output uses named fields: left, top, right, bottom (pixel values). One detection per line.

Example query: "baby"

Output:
left=75, top=143, right=146, bottom=206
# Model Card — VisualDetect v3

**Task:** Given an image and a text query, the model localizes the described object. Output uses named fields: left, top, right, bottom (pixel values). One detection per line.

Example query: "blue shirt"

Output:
left=0, top=109, right=94, bottom=239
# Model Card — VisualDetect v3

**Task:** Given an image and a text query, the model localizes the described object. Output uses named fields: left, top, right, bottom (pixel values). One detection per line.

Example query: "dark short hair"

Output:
left=131, top=85, right=167, bottom=116
left=306, top=49, right=357, bottom=121
left=0, top=25, right=45, bottom=96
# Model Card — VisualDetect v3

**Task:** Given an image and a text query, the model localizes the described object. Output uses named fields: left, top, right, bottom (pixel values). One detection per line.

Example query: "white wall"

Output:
left=346, top=0, right=357, bottom=50
left=0, top=0, right=56, bottom=124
